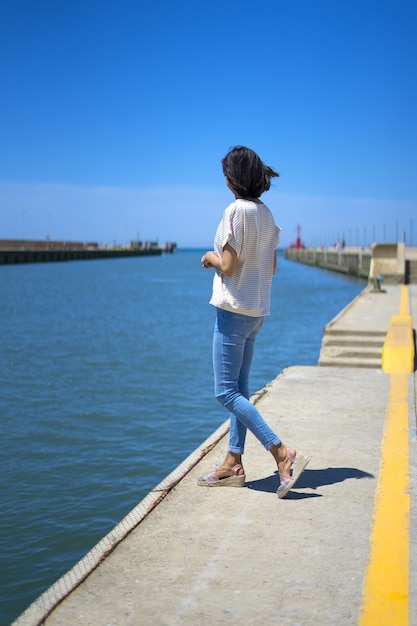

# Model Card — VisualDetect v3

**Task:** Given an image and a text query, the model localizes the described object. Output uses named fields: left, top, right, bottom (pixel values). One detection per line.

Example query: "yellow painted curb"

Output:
left=359, top=373, right=410, bottom=625
left=360, top=284, right=412, bottom=624
left=382, top=286, right=414, bottom=374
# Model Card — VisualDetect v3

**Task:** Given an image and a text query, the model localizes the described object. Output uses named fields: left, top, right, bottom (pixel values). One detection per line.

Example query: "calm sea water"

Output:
left=0, top=250, right=364, bottom=624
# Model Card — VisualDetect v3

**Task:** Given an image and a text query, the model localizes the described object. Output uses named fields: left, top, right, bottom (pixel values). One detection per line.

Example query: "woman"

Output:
left=199, top=146, right=309, bottom=498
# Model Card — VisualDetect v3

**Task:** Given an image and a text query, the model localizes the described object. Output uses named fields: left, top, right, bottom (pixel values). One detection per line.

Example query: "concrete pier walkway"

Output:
left=14, top=286, right=417, bottom=626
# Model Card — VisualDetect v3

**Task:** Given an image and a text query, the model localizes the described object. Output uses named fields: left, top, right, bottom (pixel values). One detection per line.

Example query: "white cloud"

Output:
left=1, top=181, right=416, bottom=249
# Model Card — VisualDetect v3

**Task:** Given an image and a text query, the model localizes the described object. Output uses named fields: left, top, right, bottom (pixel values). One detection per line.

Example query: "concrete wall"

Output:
left=0, top=248, right=162, bottom=264
left=284, top=247, right=372, bottom=279
left=285, top=244, right=413, bottom=284
left=368, top=243, right=405, bottom=284
left=0, top=239, right=88, bottom=251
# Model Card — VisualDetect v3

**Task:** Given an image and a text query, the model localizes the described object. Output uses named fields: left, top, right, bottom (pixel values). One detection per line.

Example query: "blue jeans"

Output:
left=213, top=308, right=281, bottom=455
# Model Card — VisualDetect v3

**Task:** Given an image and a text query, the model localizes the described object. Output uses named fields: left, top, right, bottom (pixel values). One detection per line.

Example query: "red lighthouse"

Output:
left=290, top=224, right=306, bottom=249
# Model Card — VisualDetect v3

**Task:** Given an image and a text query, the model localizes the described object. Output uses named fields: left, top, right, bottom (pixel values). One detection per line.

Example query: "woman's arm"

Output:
left=201, top=243, right=237, bottom=277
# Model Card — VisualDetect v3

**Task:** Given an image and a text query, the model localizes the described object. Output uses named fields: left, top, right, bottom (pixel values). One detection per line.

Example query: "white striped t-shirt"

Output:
left=209, top=199, right=281, bottom=317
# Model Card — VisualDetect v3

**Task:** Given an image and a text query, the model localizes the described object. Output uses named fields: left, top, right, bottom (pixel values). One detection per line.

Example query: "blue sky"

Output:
left=1, top=0, right=416, bottom=248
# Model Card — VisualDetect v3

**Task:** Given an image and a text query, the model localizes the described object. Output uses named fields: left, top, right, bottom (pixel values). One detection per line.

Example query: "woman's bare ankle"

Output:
left=218, top=452, right=244, bottom=475
left=270, top=443, right=286, bottom=464
left=225, top=451, right=242, bottom=465
left=270, top=443, right=296, bottom=478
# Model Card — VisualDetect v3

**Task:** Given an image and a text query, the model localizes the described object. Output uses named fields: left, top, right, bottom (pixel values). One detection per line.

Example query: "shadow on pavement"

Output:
left=246, top=467, right=374, bottom=495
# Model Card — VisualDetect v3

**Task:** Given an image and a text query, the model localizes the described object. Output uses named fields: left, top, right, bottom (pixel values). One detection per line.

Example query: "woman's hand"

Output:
left=201, top=244, right=237, bottom=277
left=201, top=251, right=216, bottom=269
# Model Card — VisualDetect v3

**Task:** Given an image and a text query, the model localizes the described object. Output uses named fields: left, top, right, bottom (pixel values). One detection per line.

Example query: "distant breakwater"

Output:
left=0, top=239, right=177, bottom=265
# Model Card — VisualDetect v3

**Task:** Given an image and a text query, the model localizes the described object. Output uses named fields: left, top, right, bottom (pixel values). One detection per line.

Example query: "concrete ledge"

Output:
left=35, top=366, right=416, bottom=626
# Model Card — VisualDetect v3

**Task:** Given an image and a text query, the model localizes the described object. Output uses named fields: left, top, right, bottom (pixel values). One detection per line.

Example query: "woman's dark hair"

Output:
left=222, top=146, right=280, bottom=199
